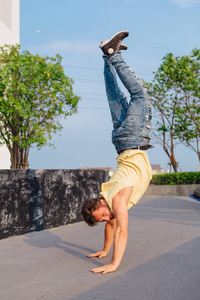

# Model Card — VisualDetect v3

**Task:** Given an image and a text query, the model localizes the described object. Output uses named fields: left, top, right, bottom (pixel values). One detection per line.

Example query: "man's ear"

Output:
left=100, top=198, right=107, bottom=206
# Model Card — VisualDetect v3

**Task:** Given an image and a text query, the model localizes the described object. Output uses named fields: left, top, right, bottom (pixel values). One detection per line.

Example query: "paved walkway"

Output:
left=1, top=196, right=200, bottom=300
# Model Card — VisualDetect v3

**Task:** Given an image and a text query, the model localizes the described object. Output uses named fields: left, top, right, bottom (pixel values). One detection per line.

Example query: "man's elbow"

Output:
left=116, top=227, right=128, bottom=238
left=107, top=218, right=116, bottom=229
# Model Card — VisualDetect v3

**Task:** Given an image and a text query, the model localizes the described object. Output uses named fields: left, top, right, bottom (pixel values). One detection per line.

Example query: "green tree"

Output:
left=146, top=48, right=200, bottom=172
left=146, top=57, right=181, bottom=173
left=173, top=49, right=200, bottom=170
left=0, top=44, right=80, bottom=169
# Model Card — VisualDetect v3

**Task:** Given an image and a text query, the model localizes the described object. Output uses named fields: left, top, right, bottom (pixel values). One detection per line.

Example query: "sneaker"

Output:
left=102, top=44, right=128, bottom=59
left=120, top=44, right=128, bottom=51
left=99, top=30, right=129, bottom=56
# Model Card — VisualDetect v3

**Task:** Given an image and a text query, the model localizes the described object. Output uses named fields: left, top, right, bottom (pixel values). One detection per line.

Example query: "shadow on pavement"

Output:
left=68, top=235, right=200, bottom=300
left=24, top=229, right=103, bottom=267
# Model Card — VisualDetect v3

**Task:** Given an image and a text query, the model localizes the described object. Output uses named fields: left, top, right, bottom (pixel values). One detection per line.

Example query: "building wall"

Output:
left=0, top=0, right=20, bottom=169
left=152, top=169, right=164, bottom=175
left=0, top=0, right=20, bottom=45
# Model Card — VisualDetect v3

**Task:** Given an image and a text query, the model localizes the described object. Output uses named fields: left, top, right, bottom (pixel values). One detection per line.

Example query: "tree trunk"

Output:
left=163, top=148, right=178, bottom=173
left=162, top=131, right=178, bottom=173
left=170, top=126, right=178, bottom=173
left=170, top=151, right=178, bottom=173
left=10, top=141, right=29, bottom=169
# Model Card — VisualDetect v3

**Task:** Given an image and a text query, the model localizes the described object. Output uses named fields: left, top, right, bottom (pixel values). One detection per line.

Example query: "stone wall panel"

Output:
left=0, top=170, right=30, bottom=238
left=42, top=169, right=108, bottom=228
left=0, top=169, right=108, bottom=240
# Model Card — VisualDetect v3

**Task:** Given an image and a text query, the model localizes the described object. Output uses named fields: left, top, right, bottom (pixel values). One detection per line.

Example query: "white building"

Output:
left=151, top=164, right=164, bottom=175
left=0, top=0, right=20, bottom=169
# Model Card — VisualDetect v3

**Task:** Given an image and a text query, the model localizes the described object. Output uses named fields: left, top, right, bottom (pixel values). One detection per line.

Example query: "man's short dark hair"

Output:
left=81, top=198, right=103, bottom=227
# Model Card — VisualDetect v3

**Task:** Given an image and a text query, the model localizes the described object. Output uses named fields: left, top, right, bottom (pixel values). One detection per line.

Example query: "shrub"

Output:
left=150, top=172, right=200, bottom=185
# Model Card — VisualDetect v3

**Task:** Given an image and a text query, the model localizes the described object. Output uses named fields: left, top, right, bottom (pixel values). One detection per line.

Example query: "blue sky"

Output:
left=20, top=0, right=200, bottom=171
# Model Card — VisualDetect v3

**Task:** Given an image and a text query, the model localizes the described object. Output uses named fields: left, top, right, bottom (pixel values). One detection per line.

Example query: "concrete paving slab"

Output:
left=0, top=195, right=200, bottom=300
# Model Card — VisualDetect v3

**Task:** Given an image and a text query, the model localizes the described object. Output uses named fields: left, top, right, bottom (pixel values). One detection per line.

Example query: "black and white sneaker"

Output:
left=120, top=44, right=128, bottom=51
left=99, top=30, right=129, bottom=56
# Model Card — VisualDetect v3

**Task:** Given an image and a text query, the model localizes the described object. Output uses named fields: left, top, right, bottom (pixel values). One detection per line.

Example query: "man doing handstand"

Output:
left=81, top=30, right=153, bottom=274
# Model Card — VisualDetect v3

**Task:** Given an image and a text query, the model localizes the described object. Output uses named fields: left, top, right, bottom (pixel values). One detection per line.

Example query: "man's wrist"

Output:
left=110, top=261, right=118, bottom=271
left=102, top=248, right=109, bottom=254
left=111, top=260, right=119, bottom=268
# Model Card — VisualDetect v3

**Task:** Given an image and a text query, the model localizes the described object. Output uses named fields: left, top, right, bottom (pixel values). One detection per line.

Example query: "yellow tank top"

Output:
left=100, top=150, right=152, bottom=212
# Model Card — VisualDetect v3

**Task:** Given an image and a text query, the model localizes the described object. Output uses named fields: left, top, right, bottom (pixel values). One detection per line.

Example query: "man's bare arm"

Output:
left=91, top=186, right=132, bottom=274
left=111, top=195, right=128, bottom=268
left=87, top=218, right=116, bottom=258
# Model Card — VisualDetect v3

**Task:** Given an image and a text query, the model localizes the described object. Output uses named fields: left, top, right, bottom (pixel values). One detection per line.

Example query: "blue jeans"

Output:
left=104, top=53, right=152, bottom=153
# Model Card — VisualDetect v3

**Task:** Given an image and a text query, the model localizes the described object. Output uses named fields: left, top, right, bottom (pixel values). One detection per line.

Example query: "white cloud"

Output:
left=170, top=0, right=200, bottom=7
left=26, top=39, right=99, bottom=58
left=44, top=40, right=96, bottom=53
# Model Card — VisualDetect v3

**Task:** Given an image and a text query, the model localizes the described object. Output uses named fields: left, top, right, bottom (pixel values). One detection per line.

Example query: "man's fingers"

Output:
left=87, top=252, right=100, bottom=258
left=91, top=264, right=117, bottom=274
left=99, top=254, right=105, bottom=259
left=91, top=267, right=104, bottom=273
left=87, top=251, right=107, bottom=258
left=87, top=253, right=97, bottom=257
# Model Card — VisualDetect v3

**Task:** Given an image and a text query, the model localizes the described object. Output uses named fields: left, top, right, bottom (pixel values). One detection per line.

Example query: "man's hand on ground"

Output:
left=91, top=263, right=117, bottom=275
left=87, top=250, right=107, bottom=259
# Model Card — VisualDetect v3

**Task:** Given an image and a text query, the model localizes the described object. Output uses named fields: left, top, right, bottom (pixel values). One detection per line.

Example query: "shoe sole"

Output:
left=120, top=44, right=128, bottom=50
left=99, top=30, right=129, bottom=48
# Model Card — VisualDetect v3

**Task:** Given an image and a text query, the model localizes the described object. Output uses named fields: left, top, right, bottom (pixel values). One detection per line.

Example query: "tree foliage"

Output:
left=0, top=44, right=80, bottom=169
left=172, top=48, right=200, bottom=169
left=146, top=48, right=200, bottom=172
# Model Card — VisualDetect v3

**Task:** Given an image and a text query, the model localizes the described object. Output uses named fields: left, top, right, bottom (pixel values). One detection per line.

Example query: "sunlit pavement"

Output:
left=0, top=195, right=200, bottom=300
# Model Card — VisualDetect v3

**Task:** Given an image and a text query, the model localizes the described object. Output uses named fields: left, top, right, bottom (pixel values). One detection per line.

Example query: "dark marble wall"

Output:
left=0, top=169, right=108, bottom=240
